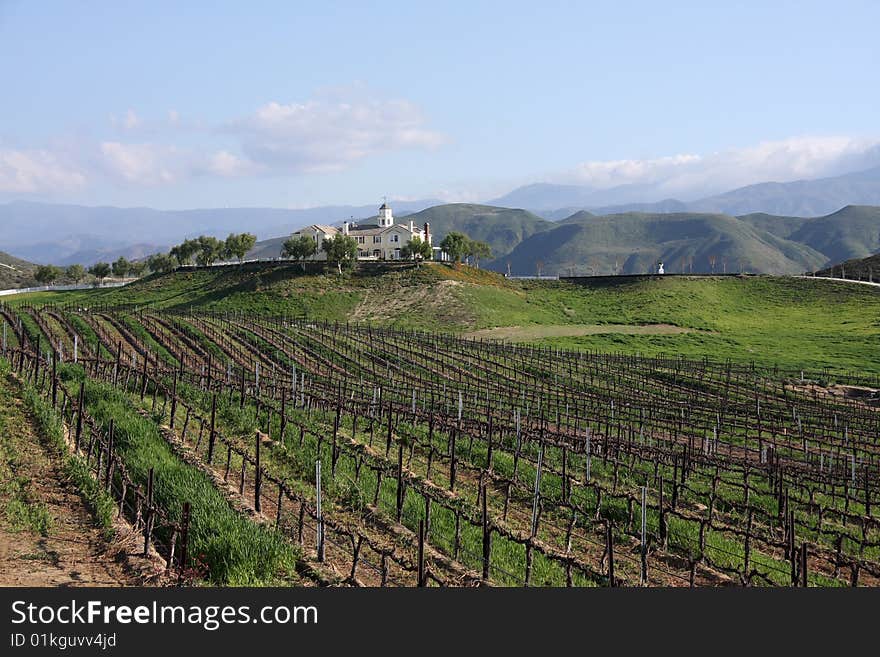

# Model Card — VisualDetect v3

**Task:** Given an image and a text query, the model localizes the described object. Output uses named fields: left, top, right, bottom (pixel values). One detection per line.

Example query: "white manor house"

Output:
left=290, top=202, right=434, bottom=261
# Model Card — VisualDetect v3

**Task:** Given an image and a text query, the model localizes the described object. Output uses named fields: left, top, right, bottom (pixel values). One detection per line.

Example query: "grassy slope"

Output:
left=788, top=205, right=880, bottom=264
left=0, top=251, right=37, bottom=289
left=9, top=263, right=880, bottom=374
left=498, top=212, right=828, bottom=276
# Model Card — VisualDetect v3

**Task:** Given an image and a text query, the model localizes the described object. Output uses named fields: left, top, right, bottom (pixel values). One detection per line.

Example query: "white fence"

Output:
left=0, top=280, right=132, bottom=297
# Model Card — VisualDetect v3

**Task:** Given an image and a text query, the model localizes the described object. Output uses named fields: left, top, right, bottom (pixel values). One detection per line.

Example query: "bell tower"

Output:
left=378, top=198, right=393, bottom=227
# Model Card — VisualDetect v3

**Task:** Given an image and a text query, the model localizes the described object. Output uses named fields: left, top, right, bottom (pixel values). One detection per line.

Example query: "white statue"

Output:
left=657, top=262, right=665, bottom=275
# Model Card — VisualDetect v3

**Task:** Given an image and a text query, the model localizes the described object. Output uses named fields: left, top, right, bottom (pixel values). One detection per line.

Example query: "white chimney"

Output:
left=409, top=220, right=414, bottom=233
left=343, top=221, right=349, bottom=235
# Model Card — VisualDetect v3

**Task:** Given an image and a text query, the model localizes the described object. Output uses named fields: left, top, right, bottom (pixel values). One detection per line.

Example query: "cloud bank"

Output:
left=560, top=136, right=880, bottom=199
left=0, top=89, right=445, bottom=193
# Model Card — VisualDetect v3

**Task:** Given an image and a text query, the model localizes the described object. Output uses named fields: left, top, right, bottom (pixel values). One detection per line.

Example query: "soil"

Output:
left=0, top=377, right=144, bottom=587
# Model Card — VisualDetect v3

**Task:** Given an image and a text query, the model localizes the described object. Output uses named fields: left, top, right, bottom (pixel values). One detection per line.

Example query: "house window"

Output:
left=390, top=234, right=399, bottom=243
left=372, top=249, right=381, bottom=258
left=373, top=236, right=381, bottom=244
left=357, top=236, right=365, bottom=244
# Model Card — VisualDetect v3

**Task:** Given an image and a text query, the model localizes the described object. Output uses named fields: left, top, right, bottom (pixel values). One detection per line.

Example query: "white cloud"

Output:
left=562, top=136, right=880, bottom=198
left=100, top=142, right=181, bottom=185
left=206, top=150, right=256, bottom=177
left=0, top=148, right=87, bottom=193
left=225, top=97, right=446, bottom=173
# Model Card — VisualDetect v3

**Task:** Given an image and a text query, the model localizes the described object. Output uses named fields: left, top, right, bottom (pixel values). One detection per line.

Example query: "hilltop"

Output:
left=247, top=203, right=552, bottom=263
left=8, top=262, right=880, bottom=374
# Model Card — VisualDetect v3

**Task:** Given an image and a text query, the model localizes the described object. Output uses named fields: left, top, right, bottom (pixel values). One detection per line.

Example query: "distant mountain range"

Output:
left=497, top=166, right=880, bottom=218
left=1, top=164, right=879, bottom=276
left=0, top=199, right=440, bottom=265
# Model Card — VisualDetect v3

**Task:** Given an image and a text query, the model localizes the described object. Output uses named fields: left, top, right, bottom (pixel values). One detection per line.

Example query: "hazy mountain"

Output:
left=0, top=199, right=439, bottom=265
left=498, top=166, right=880, bottom=219
left=689, top=167, right=880, bottom=217
left=493, top=211, right=832, bottom=276
left=489, top=182, right=670, bottom=211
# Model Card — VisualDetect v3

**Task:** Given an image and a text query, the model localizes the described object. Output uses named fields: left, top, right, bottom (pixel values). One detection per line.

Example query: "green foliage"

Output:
left=400, top=236, right=433, bottom=261
left=466, top=239, right=492, bottom=267
left=147, top=253, right=176, bottom=273
left=439, top=231, right=469, bottom=263
left=34, top=265, right=62, bottom=285
left=77, top=378, right=299, bottom=585
left=88, top=262, right=111, bottom=281
left=170, top=239, right=199, bottom=266
left=195, top=236, right=224, bottom=266
left=282, top=234, right=317, bottom=267
left=223, top=233, right=257, bottom=263
left=321, top=234, right=358, bottom=273
left=65, top=264, right=86, bottom=283
left=127, top=261, right=146, bottom=277
left=112, top=256, right=130, bottom=278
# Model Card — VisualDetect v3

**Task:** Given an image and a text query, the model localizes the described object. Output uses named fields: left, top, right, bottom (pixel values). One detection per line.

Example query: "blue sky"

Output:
left=1, top=0, right=879, bottom=208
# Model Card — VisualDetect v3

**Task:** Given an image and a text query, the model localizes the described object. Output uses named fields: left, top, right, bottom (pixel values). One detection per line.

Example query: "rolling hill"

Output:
left=496, top=211, right=829, bottom=275
left=6, top=262, right=880, bottom=374
left=815, top=252, right=880, bottom=279
left=0, top=251, right=37, bottom=289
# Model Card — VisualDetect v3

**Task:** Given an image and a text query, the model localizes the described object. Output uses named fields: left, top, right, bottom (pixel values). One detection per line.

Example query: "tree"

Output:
left=439, top=232, right=469, bottom=264
left=535, top=260, right=544, bottom=278
left=112, top=256, right=130, bottom=278
left=170, top=238, right=199, bottom=266
left=321, top=234, right=358, bottom=274
left=34, top=265, right=62, bottom=285
left=147, top=253, right=176, bottom=273
left=282, top=234, right=317, bottom=270
left=65, top=264, right=86, bottom=283
left=195, top=236, right=223, bottom=266
left=468, top=240, right=492, bottom=268
left=400, top=236, right=432, bottom=261
left=708, top=254, right=717, bottom=274
left=128, top=261, right=147, bottom=277
left=89, top=262, right=111, bottom=283
left=224, top=232, right=257, bottom=263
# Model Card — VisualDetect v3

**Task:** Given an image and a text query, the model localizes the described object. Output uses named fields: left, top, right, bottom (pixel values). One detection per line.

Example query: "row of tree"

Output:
left=31, top=228, right=491, bottom=287
left=33, top=257, right=146, bottom=286
left=278, top=230, right=489, bottom=273
left=144, top=232, right=257, bottom=274
left=30, top=232, right=258, bottom=287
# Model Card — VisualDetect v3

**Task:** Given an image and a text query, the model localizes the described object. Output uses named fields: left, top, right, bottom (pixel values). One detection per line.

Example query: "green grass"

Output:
left=10, top=264, right=880, bottom=375
left=0, top=365, right=52, bottom=535
left=62, top=366, right=300, bottom=585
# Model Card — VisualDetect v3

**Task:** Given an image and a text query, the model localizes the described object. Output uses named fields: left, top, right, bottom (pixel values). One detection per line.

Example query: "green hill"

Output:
left=402, top=204, right=553, bottom=260
left=7, top=262, right=880, bottom=374
left=0, top=251, right=37, bottom=289
left=787, top=205, right=880, bottom=265
left=498, top=212, right=827, bottom=275
left=815, top=252, right=880, bottom=280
